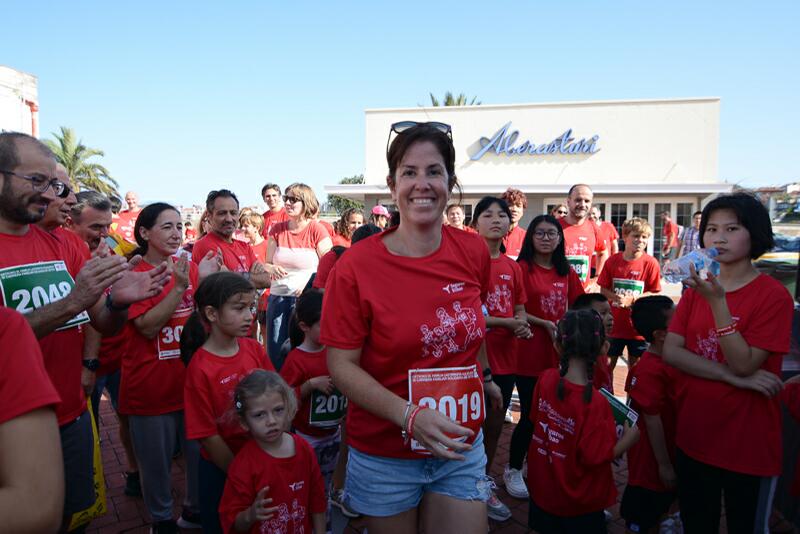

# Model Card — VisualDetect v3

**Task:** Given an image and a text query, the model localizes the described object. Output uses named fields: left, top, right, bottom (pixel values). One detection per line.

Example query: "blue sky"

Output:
left=3, top=1, right=797, bottom=208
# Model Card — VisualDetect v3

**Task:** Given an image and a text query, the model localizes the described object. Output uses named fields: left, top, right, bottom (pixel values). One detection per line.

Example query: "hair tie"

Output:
left=234, top=394, right=243, bottom=411
left=594, top=330, right=600, bottom=336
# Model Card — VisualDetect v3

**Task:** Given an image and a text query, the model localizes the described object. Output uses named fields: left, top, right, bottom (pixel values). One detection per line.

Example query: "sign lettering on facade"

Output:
left=470, top=122, right=600, bottom=160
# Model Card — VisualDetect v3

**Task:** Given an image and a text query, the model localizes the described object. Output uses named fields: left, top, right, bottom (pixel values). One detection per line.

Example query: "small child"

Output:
left=219, top=370, right=326, bottom=534
left=620, top=295, right=679, bottom=533
left=572, top=293, right=615, bottom=393
left=279, top=290, right=344, bottom=519
left=527, top=309, right=639, bottom=533
left=597, top=218, right=662, bottom=372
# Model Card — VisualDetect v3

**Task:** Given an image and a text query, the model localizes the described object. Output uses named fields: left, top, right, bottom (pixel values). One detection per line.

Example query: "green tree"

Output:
left=429, top=91, right=481, bottom=106
left=43, top=126, right=120, bottom=199
left=327, top=174, right=365, bottom=214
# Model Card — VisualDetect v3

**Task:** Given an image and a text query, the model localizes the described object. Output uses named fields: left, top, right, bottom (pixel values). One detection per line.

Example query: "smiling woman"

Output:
left=321, top=123, right=503, bottom=534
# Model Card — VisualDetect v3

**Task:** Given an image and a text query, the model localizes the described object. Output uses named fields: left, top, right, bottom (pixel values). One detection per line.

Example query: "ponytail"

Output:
left=180, top=311, right=208, bottom=366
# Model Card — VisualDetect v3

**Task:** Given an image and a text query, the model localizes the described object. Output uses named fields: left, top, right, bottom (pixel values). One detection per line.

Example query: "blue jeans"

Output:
left=266, top=294, right=297, bottom=370
left=91, top=370, right=121, bottom=422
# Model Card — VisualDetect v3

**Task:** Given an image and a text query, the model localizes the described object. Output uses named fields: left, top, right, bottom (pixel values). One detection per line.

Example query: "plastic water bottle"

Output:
left=662, top=248, right=720, bottom=284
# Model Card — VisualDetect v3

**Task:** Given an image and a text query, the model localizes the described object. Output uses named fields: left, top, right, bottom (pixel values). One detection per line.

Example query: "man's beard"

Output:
left=0, top=182, right=45, bottom=224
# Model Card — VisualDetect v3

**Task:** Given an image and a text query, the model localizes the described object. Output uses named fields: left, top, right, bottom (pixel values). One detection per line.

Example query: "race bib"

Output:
left=0, top=261, right=89, bottom=330
left=612, top=278, right=645, bottom=307
left=408, top=365, right=484, bottom=453
left=566, top=255, right=590, bottom=282
left=309, top=388, right=347, bottom=428
left=156, top=308, right=192, bottom=360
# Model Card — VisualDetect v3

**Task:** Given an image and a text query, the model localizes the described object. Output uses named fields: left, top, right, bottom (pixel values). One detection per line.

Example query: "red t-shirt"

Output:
left=192, top=232, right=257, bottom=274
left=319, top=225, right=491, bottom=458
left=0, top=225, right=88, bottom=425
left=219, top=436, right=327, bottom=534
left=52, top=226, right=91, bottom=257
left=281, top=347, right=342, bottom=437
left=527, top=368, right=617, bottom=516
left=332, top=234, right=351, bottom=248
left=663, top=220, right=678, bottom=249
left=516, top=261, right=584, bottom=377
left=593, top=355, right=613, bottom=393
left=591, top=222, right=619, bottom=269
left=319, top=220, right=335, bottom=239
left=597, top=252, right=661, bottom=340
left=0, top=307, right=61, bottom=425
left=250, top=240, right=268, bottom=264
left=116, top=209, right=141, bottom=244
left=184, top=338, right=273, bottom=458
left=559, top=218, right=606, bottom=287
left=669, top=275, right=793, bottom=476
left=119, top=260, right=199, bottom=416
left=625, top=351, right=679, bottom=491
left=502, top=225, right=526, bottom=260
left=485, top=255, right=527, bottom=375
left=312, top=249, right=341, bottom=290
left=261, top=208, right=289, bottom=239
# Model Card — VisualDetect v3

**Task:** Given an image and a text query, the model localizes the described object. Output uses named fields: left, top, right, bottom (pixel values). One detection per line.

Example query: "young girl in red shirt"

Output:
left=219, top=370, right=326, bottom=534
left=527, top=309, right=639, bottom=533
left=472, top=196, right=530, bottom=522
left=181, top=271, right=273, bottom=533
left=280, top=289, right=344, bottom=525
left=663, top=192, right=793, bottom=533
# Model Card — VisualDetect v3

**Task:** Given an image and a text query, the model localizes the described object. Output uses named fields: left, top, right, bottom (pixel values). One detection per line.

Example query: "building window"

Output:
left=676, top=202, right=694, bottom=228
left=632, top=203, right=649, bottom=221
left=610, top=203, right=627, bottom=238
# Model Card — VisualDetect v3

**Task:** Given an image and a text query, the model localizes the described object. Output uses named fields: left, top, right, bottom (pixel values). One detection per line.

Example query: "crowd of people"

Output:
left=0, top=125, right=798, bottom=534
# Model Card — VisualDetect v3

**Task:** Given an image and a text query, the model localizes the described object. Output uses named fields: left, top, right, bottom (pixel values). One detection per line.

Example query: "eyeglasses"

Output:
left=534, top=231, right=559, bottom=240
left=556, top=210, right=568, bottom=215
left=386, top=121, right=453, bottom=157
left=0, top=170, right=67, bottom=197
left=283, top=195, right=302, bottom=204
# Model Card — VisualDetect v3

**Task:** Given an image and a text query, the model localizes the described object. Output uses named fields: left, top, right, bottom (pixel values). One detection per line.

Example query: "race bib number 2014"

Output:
left=309, top=388, right=347, bottom=427
left=408, top=365, right=484, bottom=453
left=0, top=261, right=89, bottom=330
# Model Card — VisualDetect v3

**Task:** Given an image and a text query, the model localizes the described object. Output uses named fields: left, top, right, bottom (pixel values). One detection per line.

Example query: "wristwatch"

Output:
left=82, top=359, right=100, bottom=372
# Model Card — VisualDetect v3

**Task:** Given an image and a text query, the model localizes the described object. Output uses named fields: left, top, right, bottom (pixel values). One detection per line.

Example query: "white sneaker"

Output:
left=502, top=465, right=529, bottom=499
left=504, top=409, right=514, bottom=423
left=486, top=489, right=512, bottom=522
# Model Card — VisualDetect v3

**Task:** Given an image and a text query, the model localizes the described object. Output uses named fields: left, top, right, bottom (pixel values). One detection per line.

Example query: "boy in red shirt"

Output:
left=598, top=217, right=661, bottom=371
left=621, top=295, right=679, bottom=533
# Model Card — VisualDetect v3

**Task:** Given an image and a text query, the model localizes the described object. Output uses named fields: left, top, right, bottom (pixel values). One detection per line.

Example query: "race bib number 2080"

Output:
left=408, top=365, right=484, bottom=453
left=0, top=261, right=89, bottom=330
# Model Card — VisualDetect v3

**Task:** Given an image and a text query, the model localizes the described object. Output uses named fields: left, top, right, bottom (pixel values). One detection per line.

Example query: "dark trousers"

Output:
left=509, top=375, right=537, bottom=469
left=199, top=456, right=226, bottom=534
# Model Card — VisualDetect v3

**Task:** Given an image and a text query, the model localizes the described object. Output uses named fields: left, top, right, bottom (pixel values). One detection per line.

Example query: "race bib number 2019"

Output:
left=0, top=261, right=89, bottom=330
left=408, top=365, right=484, bottom=453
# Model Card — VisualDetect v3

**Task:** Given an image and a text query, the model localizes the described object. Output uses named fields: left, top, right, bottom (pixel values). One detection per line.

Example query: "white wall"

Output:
left=0, top=66, right=38, bottom=135
left=365, top=98, right=720, bottom=188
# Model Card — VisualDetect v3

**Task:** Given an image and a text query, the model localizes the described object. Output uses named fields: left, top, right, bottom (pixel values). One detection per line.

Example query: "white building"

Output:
left=0, top=66, right=39, bottom=137
left=326, top=97, right=731, bottom=252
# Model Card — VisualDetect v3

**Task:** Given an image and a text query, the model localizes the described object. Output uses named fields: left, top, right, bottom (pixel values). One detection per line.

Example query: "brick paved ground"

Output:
left=88, top=361, right=723, bottom=533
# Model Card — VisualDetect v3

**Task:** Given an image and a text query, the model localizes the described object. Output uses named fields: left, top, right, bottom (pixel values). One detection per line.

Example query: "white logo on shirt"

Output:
left=499, top=274, right=511, bottom=281
left=442, top=282, right=465, bottom=294
left=289, top=481, right=304, bottom=492
left=486, top=284, right=512, bottom=314
left=419, top=302, right=483, bottom=358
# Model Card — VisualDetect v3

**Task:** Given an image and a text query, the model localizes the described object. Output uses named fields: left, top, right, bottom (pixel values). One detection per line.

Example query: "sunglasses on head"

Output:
left=386, top=121, right=453, bottom=157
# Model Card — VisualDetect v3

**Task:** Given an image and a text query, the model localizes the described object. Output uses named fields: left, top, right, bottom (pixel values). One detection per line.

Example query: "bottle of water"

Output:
left=663, top=248, right=720, bottom=284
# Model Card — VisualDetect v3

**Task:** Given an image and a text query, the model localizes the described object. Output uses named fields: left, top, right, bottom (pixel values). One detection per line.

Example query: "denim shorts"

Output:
left=344, top=431, right=490, bottom=517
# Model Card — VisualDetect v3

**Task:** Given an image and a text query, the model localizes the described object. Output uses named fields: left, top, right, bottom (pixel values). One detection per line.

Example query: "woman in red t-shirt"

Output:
left=473, top=195, right=530, bottom=522
left=181, top=271, right=272, bottom=533
left=331, top=207, right=364, bottom=248
left=527, top=310, right=639, bottom=532
left=504, top=214, right=584, bottom=500
left=663, top=193, right=793, bottom=533
left=320, top=123, right=502, bottom=533
left=123, top=202, right=218, bottom=531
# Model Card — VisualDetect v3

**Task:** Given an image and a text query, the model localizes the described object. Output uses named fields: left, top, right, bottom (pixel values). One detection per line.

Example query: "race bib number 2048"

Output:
left=0, top=261, right=89, bottom=330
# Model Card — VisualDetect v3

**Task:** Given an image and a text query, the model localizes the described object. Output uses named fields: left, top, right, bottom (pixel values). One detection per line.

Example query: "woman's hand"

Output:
left=168, top=256, right=190, bottom=292
left=410, top=408, right=474, bottom=461
left=727, top=369, right=783, bottom=397
left=267, top=264, right=288, bottom=281
left=484, top=380, right=503, bottom=411
left=684, top=263, right=725, bottom=303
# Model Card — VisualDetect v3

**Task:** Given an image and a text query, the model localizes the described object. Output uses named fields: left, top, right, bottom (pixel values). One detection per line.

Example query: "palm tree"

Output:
left=429, top=91, right=481, bottom=106
left=44, top=127, right=120, bottom=199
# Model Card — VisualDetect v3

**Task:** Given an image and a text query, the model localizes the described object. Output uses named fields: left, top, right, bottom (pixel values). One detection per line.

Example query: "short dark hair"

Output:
left=572, top=293, right=608, bottom=310
left=693, top=210, right=702, bottom=217
left=71, top=190, right=112, bottom=221
left=352, top=223, right=382, bottom=244
left=567, top=183, right=593, bottom=197
left=699, top=192, right=774, bottom=259
left=631, top=295, right=675, bottom=342
left=386, top=124, right=459, bottom=198
left=109, top=195, right=122, bottom=214
left=0, top=132, right=54, bottom=172
left=261, top=183, right=281, bottom=197
left=206, top=189, right=239, bottom=212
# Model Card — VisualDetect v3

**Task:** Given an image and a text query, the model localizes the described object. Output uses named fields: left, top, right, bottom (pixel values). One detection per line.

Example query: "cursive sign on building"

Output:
left=470, top=122, right=600, bottom=161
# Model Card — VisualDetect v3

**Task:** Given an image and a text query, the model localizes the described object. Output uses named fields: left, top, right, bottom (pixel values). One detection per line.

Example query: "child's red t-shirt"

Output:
left=280, top=347, right=343, bottom=437
left=485, top=255, right=527, bottom=375
left=625, top=350, right=679, bottom=491
left=669, top=275, right=793, bottom=476
left=527, top=368, right=618, bottom=516
left=184, top=338, right=273, bottom=459
left=219, top=435, right=327, bottom=534
left=597, top=252, right=661, bottom=340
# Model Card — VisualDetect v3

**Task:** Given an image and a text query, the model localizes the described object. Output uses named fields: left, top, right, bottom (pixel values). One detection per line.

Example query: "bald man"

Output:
left=116, top=190, right=142, bottom=243
left=559, top=184, right=608, bottom=287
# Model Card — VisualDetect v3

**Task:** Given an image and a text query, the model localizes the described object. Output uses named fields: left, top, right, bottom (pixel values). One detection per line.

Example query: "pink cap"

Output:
left=371, top=205, right=390, bottom=217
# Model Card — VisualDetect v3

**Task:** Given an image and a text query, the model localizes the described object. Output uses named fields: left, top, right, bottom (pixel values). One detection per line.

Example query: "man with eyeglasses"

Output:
left=559, top=184, right=608, bottom=288
left=0, top=132, right=170, bottom=531
left=191, top=189, right=272, bottom=288
left=260, top=182, right=288, bottom=239
left=589, top=206, right=619, bottom=278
